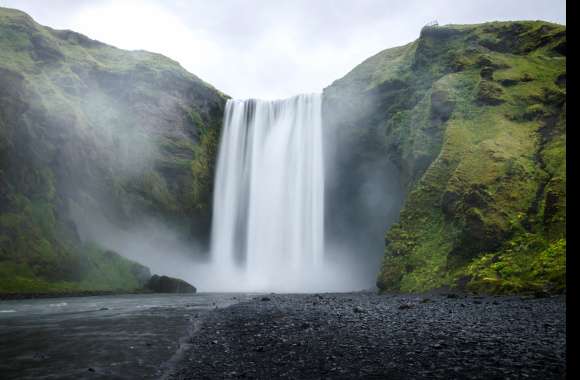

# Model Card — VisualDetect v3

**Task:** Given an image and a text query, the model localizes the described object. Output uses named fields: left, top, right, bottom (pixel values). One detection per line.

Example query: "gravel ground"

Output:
left=170, top=292, right=566, bottom=380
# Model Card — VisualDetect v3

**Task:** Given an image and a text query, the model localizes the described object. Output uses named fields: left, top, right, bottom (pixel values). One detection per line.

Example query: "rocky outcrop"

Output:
left=145, top=274, right=196, bottom=293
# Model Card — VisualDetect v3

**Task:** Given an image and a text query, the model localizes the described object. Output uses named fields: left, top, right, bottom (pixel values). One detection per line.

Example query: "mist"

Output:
left=14, top=1, right=409, bottom=293
left=0, top=0, right=565, bottom=294
left=63, top=90, right=406, bottom=294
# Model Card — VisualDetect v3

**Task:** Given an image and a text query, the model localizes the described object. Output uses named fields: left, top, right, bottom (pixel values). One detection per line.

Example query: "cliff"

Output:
left=0, top=7, right=225, bottom=292
left=0, top=7, right=566, bottom=295
left=323, top=21, right=566, bottom=294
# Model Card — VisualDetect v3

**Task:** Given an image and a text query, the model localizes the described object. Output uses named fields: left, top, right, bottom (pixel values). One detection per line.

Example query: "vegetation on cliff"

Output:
left=324, top=21, right=566, bottom=294
left=0, top=7, right=226, bottom=293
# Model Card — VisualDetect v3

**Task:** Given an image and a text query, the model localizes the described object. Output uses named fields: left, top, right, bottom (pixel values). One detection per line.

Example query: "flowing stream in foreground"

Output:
left=211, top=94, right=324, bottom=291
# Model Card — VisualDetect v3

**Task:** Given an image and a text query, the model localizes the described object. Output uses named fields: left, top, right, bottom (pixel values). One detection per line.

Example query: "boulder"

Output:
left=145, top=275, right=196, bottom=294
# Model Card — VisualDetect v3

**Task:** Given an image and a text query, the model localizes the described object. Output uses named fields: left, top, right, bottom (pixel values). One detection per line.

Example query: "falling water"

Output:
left=210, top=94, right=324, bottom=291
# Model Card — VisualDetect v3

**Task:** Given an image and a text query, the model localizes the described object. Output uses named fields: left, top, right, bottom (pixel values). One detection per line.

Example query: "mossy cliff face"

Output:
left=0, top=8, right=566, bottom=295
left=323, top=21, right=566, bottom=294
left=0, top=7, right=226, bottom=292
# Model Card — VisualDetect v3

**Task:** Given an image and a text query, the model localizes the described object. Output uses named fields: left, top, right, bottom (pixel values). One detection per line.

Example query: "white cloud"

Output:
left=70, top=1, right=225, bottom=72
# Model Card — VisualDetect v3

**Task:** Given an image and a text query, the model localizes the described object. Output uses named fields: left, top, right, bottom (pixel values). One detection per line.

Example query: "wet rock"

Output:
left=555, top=73, right=566, bottom=87
left=145, top=275, right=196, bottom=294
left=500, top=78, right=519, bottom=87
left=480, top=66, right=495, bottom=80
left=521, top=73, right=534, bottom=82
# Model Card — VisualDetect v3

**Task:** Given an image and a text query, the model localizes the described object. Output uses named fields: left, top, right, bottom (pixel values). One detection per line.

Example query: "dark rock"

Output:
left=480, top=67, right=495, bottom=80
left=476, top=55, right=495, bottom=67
left=261, top=297, right=271, bottom=302
left=553, top=40, right=566, bottom=56
left=145, top=275, right=196, bottom=294
left=521, top=73, right=534, bottom=82
left=534, top=290, right=550, bottom=299
left=500, top=78, right=519, bottom=87
left=441, top=190, right=461, bottom=216
left=398, top=303, right=413, bottom=310
left=456, top=275, right=472, bottom=290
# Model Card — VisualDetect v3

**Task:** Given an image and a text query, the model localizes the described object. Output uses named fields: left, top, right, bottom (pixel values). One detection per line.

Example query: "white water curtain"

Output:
left=210, top=94, right=324, bottom=291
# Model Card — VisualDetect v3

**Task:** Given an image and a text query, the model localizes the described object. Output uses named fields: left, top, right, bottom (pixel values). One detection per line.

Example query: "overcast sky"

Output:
left=1, top=0, right=566, bottom=99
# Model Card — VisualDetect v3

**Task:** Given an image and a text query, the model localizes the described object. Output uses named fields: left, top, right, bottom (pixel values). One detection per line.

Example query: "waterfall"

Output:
left=210, top=93, right=324, bottom=291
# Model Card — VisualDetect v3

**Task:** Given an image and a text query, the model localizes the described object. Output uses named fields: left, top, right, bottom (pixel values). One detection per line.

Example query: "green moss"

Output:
left=190, top=118, right=221, bottom=213
left=188, top=109, right=205, bottom=129
left=0, top=242, right=149, bottom=293
left=75, top=242, right=148, bottom=291
left=324, top=20, right=565, bottom=295
left=465, top=236, right=565, bottom=294
left=476, top=80, right=505, bottom=105
left=0, top=6, right=226, bottom=293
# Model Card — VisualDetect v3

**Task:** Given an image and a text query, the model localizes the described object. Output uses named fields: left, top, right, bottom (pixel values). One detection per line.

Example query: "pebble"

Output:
left=169, top=293, right=566, bottom=379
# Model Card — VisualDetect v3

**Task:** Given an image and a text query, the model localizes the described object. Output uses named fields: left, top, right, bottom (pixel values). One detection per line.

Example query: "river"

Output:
left=0, top=293, right=252, bottom=379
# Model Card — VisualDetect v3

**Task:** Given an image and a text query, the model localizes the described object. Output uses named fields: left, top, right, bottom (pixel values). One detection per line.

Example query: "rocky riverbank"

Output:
left=170, top=292, right=566, bottom=379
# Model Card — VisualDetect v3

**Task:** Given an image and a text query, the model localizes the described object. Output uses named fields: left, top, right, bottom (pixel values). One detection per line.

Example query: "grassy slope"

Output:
left=324, top=21, right=566, bottom=294
left=0, top=7, right=225, bottom=293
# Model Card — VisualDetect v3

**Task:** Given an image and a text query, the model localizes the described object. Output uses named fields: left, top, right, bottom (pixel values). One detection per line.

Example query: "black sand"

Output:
left=170, top=292, right=566, bottom=379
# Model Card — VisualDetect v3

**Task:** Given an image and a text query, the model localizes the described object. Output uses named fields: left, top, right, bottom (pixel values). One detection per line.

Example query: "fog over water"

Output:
left=66, top=91, right=402, bottom=292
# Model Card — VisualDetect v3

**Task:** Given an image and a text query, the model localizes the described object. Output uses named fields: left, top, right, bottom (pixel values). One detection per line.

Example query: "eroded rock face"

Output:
left=145, top=275, right=196, bottom=293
